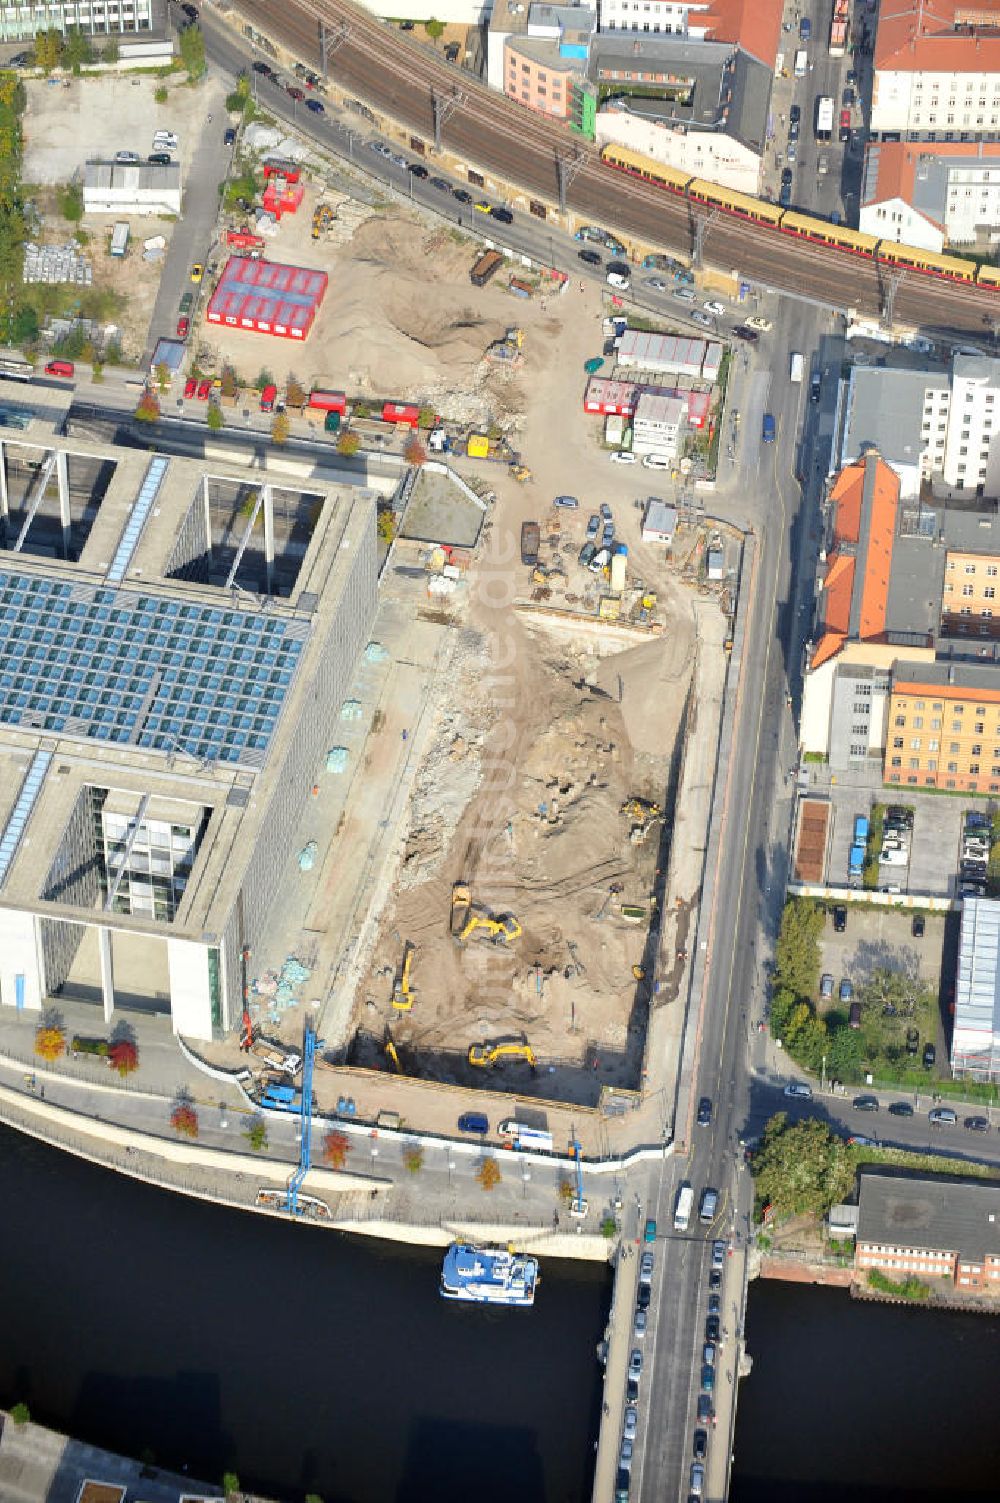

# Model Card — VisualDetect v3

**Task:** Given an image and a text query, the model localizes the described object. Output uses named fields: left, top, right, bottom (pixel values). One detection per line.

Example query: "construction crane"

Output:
left=450, top=881, right=521, bottom=945
left=286, top=1019, right=316, bottom=1216
left=569, top=1139, right=588, bottom=1219
left=468, top=1038, right=537, bottom=1070
left=392, top=940, right=416, bottom=1010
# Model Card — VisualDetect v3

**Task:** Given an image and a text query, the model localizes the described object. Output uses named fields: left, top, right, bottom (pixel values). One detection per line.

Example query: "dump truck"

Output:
left=521, top=520, right=540, bottom=565
left=470, top=249, right=503, bottom=287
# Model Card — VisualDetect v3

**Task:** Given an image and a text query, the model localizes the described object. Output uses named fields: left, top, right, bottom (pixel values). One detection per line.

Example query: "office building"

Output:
left=856, top=1171, right=1000, bottom=1289
left=860, top=141, right=1000, bottom=253
left=0, top=0, right=151, bottom=39
left=631, top=391, right=685, bottom=457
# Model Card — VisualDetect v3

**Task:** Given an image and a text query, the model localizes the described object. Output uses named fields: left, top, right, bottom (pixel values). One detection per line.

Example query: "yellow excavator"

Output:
left=392, top=941, right=416, bottom=1010
left=384, top=1032, right=402, bottom=1073
left=450, top=881, right=521, bottom=945
left=468, top=1038, right=538, bottom=1069
left=620, top=797, right=661, bottom=822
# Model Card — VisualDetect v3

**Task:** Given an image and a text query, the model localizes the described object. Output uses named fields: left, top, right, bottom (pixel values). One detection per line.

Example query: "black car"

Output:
left=923, top=1043, right=937, bottom=1069
left=781, top=167, right=793, bottom=187
left=429, top=176, right=450, bottom=191
left=789, top=103, right=801, bottom=123
left=491, top=206, right=513, bottom=223
left=906, top=1027, right=919, bottom=1055
left=578, top=248, right=602, bottom=266
left=888, top=1101, right=914, bottom=1116
left=626, top=1377, right=639, bottom=1404
left=965, top=1115, right=990, bottom=1133
left=636, top=1282, right=651, bottom=1311
left=707, top=1294, right=721, bottom=1315
left=854, top=1095, right=879, bottom=1112
left=453, top=188, right=473, bottom=203
left=181, top=2, right=199, bottom=18
left=733, top=326, right=759, bottom=342
left=697, top=1097, right=713, bottom=1126
left=810, top=372, right=822, bottom=404
left=833, top=905, right=847, bottom=932
left=223, top=127, right=236, bottom=146
left=912, top=915, right=925, bottom=937
left=705, top=1315, right=720, bottom=1342
left=842, top=86, right=855, bottom=106
left=693, top=1429, right=707, bottom=1461
left=708, top=1268, right=722, bottom=1290
left=886, top=805, right=913, bottom=827
left=697, top=1394, right=715, bottom=1425
left=148, top=151, right=172, bottom=165
left=252, top=61, right=274, bottom=76
left=408, top=162, right=429, bottom=178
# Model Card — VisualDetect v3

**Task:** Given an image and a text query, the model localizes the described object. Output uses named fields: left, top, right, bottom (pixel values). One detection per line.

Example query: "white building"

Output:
left=84, top=161, right=181, bottom=217
left=860, top=141, right=1000, bottom=253
left=595, top=0, right=785, bottom=70
left=617, top=329, right=707, bottom=377
left=871, top=0, right=1000, bottom=140
left=0, top=0, right=151, bottom=39
left=953, top=896, right=1000, bottom=1080
left=632, top=392, right=685, bottom=457
left=641, top=498, right=678, bottom=543
left=595, top=105, right=762, bottom=192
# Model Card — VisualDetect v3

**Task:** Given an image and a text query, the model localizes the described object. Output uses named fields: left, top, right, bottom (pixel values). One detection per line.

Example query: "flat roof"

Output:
left=858, top=1170, right=1000, bottom=1262
left=955, top=896, right=1000, bottom=1053
left=206, top=256, right=328, bottom=332
left=840, top=365, right=941, bottom=473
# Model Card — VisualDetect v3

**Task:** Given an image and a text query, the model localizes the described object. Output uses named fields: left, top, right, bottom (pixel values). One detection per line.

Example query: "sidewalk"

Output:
left=591, top=1243, right=640, bottom=1501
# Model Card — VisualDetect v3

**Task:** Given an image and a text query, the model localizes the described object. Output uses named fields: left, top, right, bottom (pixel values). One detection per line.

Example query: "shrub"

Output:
left=222, top=1472, right=240, bottom=1498
left=206, top=403, right=224, bottom=431
left=154, top=85, right=168, bottom=104
left=245, top=1117, right=268, bottom=1153
left=600, top=1215, right=617, bottom=1238
left=476, top=1156, right=501, bottom=1191
left=72, top=1035, right=108, bottom=1057
left=377, top=509, right=396, bottom=544
left=337, top=430, right=360, bottom=457
left=10, top=1402, right=29, bottom=1425
left=57, top=182, right=83, bottom=223
left=134, top=390, right=160, bottom=423
left=403, top=1145, right=424, bottom=1174
left=271, top=410, right=290, bottom=445
left=404, top=435, right=428, bottom=466
left=867, top=1269, right=929, bottom=1301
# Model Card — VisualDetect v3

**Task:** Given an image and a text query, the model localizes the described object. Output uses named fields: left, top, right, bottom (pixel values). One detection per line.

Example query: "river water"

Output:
left=731, top=1279, right=1000, bottom=1502
left=0, top=1127, right=608, bottom=1502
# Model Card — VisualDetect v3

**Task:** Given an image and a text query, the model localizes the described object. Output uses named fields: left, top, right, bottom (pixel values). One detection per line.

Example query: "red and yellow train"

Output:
left=601, top=144, right=1000, bottom=292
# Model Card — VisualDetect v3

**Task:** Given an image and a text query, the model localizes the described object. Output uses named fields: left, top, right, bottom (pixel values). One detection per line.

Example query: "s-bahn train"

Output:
left=601, top=144, right=1000, bottom=293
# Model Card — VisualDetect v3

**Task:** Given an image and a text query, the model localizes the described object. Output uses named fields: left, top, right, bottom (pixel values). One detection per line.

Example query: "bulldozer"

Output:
left=392, top=940, right=416, bottom=1010
left=509, top=463, right=532, bottom=483
left=468, top=1037, right=537, bottom=1070
left=450, top=881, right=521, bottom=945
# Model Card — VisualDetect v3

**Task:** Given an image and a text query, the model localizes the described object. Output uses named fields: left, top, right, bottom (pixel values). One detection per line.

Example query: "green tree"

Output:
left=245, top=1117, right=268, bottom=1152
left=154, top=361, right=170, bottom=394
left=134, top=390, right=160, bottom=423
left=336, top=430, right=360, bottom=457
left=222, top=1472, right=240, bottom=1498
left=783, top=1002, right=827, bottom=1072
left=206, top=402, right=224, bottom=431
left=403, top=1145, right=424, bottom=1174
left=752, top=1114, right=854, bottom=1219
left=773, top=898, right=825, bottom=1000
left=377, top=509, right=396, bottom=544
left=10, top=1402, right=29, bottom=1425
left=824, top=1021, right=866, bottom=1082
left=11, top=303, right=38, bottom=344
left=155, top=85, right=168, bottom=104
left=63, top=26, right=92, bottom=71
left=102, top=37, right=120, bottom=64
left=33, top=29, right=62, bottom=73
left=57, top=182, right=83, bottom=222
left=178, top=23, right=206, bottom=80
left=424, top=17, right=446, bottom=41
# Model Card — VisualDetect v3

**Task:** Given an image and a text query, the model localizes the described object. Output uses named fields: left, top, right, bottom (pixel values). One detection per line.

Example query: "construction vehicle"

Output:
left=451, top=882, right=472, bottom=937
left=392, top=940, right=416, bottom=1009
left=451, top=881, right=520, bottom=945
left=384, top=1032, right=402, bottom=1073
left=621, top=797, right=662, bottom=823
left=311, top=203, right=335, bottom=240
left=510, top=463, right=532, bottom=484
left=485, top=326, right=524, bottom=368
left=468, top=1038, right=537, bottom=1070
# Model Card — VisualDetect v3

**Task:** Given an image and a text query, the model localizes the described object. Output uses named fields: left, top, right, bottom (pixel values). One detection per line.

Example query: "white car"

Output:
left=783, top=1081, right=813, bottom=1100
left=674, top=287, right=696, bottom=302
left=746, top=316, right=772, bottom=331
left=642, top=454, right=671, bottom=471
left=703, top=299, right=726, bottom=316
left=610, top=450, right=637, bottom=464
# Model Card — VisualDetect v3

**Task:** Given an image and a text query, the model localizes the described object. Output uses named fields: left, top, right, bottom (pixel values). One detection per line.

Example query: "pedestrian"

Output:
left=40, top=1084, right=44, bottom=1101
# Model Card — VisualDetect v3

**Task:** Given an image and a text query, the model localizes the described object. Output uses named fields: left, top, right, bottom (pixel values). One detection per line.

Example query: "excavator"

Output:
left=468, top=1038, right=537, bottom=1070
left=620, top=796, right=662, bottom=823
left=450, top=881, right=521, bottom=945
left=392, top=941, right=416, bottom=1010
left=384, top=1031, right=402, bottom=1073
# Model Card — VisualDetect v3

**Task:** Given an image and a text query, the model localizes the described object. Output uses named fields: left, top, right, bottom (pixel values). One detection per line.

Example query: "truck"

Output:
left=853, top=814, right=870, bottom=846
left=610, top=551, right=627, bottom=595
left=498, top=1120, right=554, bottom=1152
left=849, top=844, right=866, bottom=881
left=110, top=222, right=130, bottom=258
left=250, top=1040, right=302, bottom=1077
left=790, top=351, right=805, bottom=383
left=794, top=48, right=808, bottom=77
left=226, top=228, right=266, bottom=251
left=829, top=0, right=849, bottom=56
left=520, top=520, right=540, bottom=565
left=815, top=96, right=834, bottom=140
left=674, top=1182, right=694, bottom=1232
left=470, top=249, right=504, bottom=288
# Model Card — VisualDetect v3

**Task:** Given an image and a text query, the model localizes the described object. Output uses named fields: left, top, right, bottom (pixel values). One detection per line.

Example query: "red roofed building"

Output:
left=871, top=0, right=1000, bottom=139
left=860, top=139, right=1000, bottom=252
left=596, top=0, right=782, bottom=67
left=205, top=257, right=328, bottom=341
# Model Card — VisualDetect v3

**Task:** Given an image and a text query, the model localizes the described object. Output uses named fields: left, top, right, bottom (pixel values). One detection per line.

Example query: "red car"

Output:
left=184, top=376, right=196, bottom=398
left=839, top=107, right=851, bottom=142
left=196, top=379, right=212, bottom=401
left=286, top=85, right=305, bottom=101
left=176, top=316, right=190, bottom=338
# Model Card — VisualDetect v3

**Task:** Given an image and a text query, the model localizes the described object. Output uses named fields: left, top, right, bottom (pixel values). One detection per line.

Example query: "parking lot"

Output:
left=823, top=781, right=983, bottom=897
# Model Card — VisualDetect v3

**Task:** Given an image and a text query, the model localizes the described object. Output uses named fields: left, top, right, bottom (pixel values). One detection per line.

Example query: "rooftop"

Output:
left=840, top=365, right=943, bottom=475
left=955, top=895, right=1000, bottom=1053
left=862, top=140, right=1000, bottom=231
left=84, top=161, right=181, bottom=193
left=858, top=1170, right=1000, bottom=1262
left=592, top=39, right=770, bottom=152
left=698, top=0, right=783, bottom=68
left=874, top=0, right=1000, bottom=73
left=634, top=391, right=686, bottom=424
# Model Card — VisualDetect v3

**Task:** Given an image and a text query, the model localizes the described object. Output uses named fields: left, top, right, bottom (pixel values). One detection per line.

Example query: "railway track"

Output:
left=228, top=0, right=1000, bottom=336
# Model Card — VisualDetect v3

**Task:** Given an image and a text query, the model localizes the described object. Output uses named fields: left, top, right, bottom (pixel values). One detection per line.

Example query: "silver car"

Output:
left=634, top=1308, right=647, bottom=1338
left=629, top=1347, right=643, bottom=1380
left=623, top=1405, right=638, bottom=1441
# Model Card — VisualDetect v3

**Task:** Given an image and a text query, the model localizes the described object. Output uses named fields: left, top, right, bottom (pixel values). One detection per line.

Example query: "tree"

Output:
left=155, top=85, right=168, bottom=104
left=404, top=435, right=428, bottom=466
left=34, top=29, right=62, bottom=73
left=476, top=1156, right=501, bottom=1191
left=782, top=1002, right=827, bottom=1072
left=109, top=1038, right=138, bottom=1076
left=10, top=1403, right=29, bottom=1426
left=337, top=430, right=360, bottom=457
left=11, top=304, right=37, bottom=345
left=63, top=26, right=93, bottom=71
left=134, top=390, right=160, bottom=423
left=154, top=361, right=171, bottom=394
left=773, top=898, right=825, bottom=1001
left=178, top=23, right=206, bottom=80
left=34, top=1025, right=65, bottom=1061
left=285, top=376, right=307, bottom=410
left=424, top=17, right=445, bottom=41
left=321, top=1130, right=350, bottom=1169
left=222, top=1472, right=240, bottom=1499
left=377, top=509, right=397, bottom=544
left=403, top=1145, right=424, bottom=1174
left=102, top=38, right=120, bottom=64
left=206, top=402, right=224, bottom=432
left=824, top=1020, right=866, bottom=1083
left=57, top=182, right=83, bottom=222
left=271, top=410, right=291, bottom=445
left=171, top=1103, right=199, bottom=1138
left=417, top=405, right=437, bottom=429
left=557, top=1174, right=574, bottom=1204
left=245, top=1117, right=268, bottom=1152
left=751, top=1114, right=854, bottom=1219
left=254, top=368, right=274, bottom=391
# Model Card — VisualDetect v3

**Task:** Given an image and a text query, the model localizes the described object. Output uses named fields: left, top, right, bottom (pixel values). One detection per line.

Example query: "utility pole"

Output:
left=318, top=19, right=350, bottom=78
left=555, top=149, right=587, bottom=215
left=879, top=268, right=905, bottom=330
left=691, top=207, right=719, bottom=269
left=431, top=87, right=465, bottom=152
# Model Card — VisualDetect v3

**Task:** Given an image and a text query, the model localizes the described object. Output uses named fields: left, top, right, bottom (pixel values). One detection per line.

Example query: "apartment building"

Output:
left=871, top=0, right=1000, bottom=140
left=856, top=1172, right=1000, bottom=1290
left=596, top=0, right=783, bottom=69
left=0, top=0, right=152, bottom=38
left=860, top=141, right=1000, bottom=253
left=885, top=661, right=1000, bottom=792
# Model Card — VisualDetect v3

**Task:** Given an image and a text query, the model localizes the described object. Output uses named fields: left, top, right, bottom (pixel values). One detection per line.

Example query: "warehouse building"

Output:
left=0, top=433, right=377, bottom=1041
left=206, top=257, right=329, bottom=341
left=84, top=162, right=181, bottom=218
left=952, top=896, right=1000, bottom=1081
left=856, top=1171, right=1000, bottom=1290
left=617, top=330, right=709, bottom=378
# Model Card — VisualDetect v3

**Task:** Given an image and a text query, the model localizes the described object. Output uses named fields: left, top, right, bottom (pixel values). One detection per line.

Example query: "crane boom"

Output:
left=286, top=1020, right=316, bottom=1216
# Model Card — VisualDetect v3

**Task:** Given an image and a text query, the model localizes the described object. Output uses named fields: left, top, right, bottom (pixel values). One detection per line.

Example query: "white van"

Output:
left=789, top=351, right=804, bottom=383
left=607, top=270, right=631, bottom=291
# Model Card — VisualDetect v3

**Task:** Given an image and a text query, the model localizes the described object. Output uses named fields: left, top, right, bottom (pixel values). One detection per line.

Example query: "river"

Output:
left=0, top=1127, right=609, bottom=1502
left=731, top=1279, right=1000, bottom=1502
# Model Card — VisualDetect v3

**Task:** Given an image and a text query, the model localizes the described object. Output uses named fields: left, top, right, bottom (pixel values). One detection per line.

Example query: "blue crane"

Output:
left=570, top=1138, right=588, bottom=1219
left=286, top=1019, right=316, bottom=1216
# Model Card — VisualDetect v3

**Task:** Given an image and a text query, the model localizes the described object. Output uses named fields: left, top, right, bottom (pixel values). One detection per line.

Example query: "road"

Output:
left=220, top=0, right=1000, bottom=337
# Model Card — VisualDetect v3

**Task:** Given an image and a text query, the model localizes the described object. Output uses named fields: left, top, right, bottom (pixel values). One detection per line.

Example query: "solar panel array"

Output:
left=108, top=455, right=169, bottom=583
left=0, top=572, right=306, bottom=767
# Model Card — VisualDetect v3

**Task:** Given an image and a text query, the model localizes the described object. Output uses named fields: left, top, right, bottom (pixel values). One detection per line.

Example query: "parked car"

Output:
left=746, top=315, right=772, bottom=331
left=554, top=494, right=579, bottom=508
left=697, top=1395, right=715, bottom=1425
left=305, top=98, right=325, bottom=114
left=853, top=1095, right=879, bottom=1112
left=906, top=1027, right=920, bottom=1055
left=929, top=1106, right=957, bottom=1126
left=579, top=541, right=597, bottom=568
left=691, top=311, right=714, bottom=328
left=923, top=1043, right=937, bottom=1070
left=453, top=188, right=473, bottom=203
left=646, top=277, right=669, bottom=291
left=600, top=503, right=613, bottom=521
left=176, top=316, right=189, bottom=338
left=643, top=1218, right=657, bottom=1243
left=115, top=150, right=140, bottom=164
left=820, top=973, right=834, bottom=999
left=708, top=1268, right=722, bottom=1291
left=196, top=379, right=212, bottom=400
left=490, top=206, right=513, bottom=223
left=640, top=1251, right=654, bottom=1279
left=610, top=451, right=637, bottom=464
left=711, top=1239, right=726, bottom=1269
left=286, top=84, right=305, bottom=100
left=623, top=1407, right=638, bottom=1441
left=781, top=167, right=793, bottom=187
left=783, top=1081, right=812, bottom=1099
left=633, top=1308, right=647, bottom=1338
left=833, top=905, right=847, bottom=932
left=190, top=263, right=204, bottom=282
left=629, top=1348, right=643, bottom=1379
left=690, top=1463, right=705, bottom=1497
left=473, top=200, right=492, bottom=214
left=693, top=1429, right=708, bottom=1460
left=965, top=1115, right=990, bottom=1133
left=839, top=979, right=854, bottom=1003
left=707, top=1294, right=721, bottom=1315
left=888, top=1101, right=914, bottom=1117
left=223, top=127, right=236, bottom=145
left=457, top=1112, right=489, bottom=1134
left=44, top=360, right=74, bottom=378
left=643, top=453, right=672, bottom=469
left=733, top=326, right=759, bottom=342
left=703, top=299, right=725, bottom=316
left=579, top=249, right=602, bottom=266
left=183, top=376, right=197, bottom=398
left=703, top=1342, right=716, bottom=1367
left=586, top=514, right=600, bottom=539
left=912, top=915, right=925, bottom=938
left=674, top=287, right=696, bottom=302
left=700, top=1365, right=715, bottom=1393
left=697, top=1096, right=713, bottom=1126
left=429, top=176, right=450, bottom=191
left=148, top=151, right=172, bottom=165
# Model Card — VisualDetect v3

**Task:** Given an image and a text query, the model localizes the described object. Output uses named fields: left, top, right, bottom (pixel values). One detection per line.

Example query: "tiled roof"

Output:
left=811, top=454, right=901, bottom=669
left=699, top=0, right=784, bottom=67
left=875, top=0, right=1000, bottom=73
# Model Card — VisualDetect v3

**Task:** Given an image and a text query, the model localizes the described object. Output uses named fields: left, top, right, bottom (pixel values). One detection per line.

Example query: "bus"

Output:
left=674, top=1182, right=694, bottom=1231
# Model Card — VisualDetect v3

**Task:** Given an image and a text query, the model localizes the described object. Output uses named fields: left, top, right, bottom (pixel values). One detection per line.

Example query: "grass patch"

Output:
left=803, top=750, right=828, bottom=764
left=862, top=801, right=884, bottom=889
left=867, top=1269, right=930, bottom=1301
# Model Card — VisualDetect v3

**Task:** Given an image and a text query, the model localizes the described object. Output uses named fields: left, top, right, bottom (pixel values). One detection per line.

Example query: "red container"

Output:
left=382, top=401, right=419, bottom=427
left=308, top=389, right=347, bottom=413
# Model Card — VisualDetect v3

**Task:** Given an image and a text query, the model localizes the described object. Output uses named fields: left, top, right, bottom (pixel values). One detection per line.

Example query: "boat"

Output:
left=440, top=1242, right=539, bottom=1306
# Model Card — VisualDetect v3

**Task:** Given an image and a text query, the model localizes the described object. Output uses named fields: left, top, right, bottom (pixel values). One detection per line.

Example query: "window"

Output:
left=928, top=740, right=939, bottom=752
left=949, top=762, right=959, bottom=773
left=893, top=737, right=904, bottom=749
left=909, top=757, right=921, bottom=770
left=891, top=755, right=902, bottom=768
left=895, top=715, right=906, bottom=727
left=913, top=716, right=924, bottom=729
left=963, top=584, right=975, bottom=596
left=973, top=744, right=983, bottom=756
left=977, top=721, right=986, bottom=733
left=951, top=742, right=961, bottom=753
left=971, top=763, right=981, bottom=775
left=988, top=588, right=997, bottom=600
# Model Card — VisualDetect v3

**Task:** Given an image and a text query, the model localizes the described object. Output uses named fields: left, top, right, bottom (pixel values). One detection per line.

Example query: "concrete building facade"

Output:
left=856, top=1171, right=1000, bottom=1289
left=861, top=142, right=1000, bottom=253
left=0, top=0, right=151, bottom=38
left=0, top=432, right=378, bottom=1042
left=871, top=0, right=1000, bottom=141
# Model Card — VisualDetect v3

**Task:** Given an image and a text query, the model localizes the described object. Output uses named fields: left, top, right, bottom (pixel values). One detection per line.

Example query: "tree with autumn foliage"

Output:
left=477, top=1156, right=501, bottom=1192
left=321, top=1129, right=350, bottom=1169
left=170, top=1102, right=199, bottom=1138
left=108, top=1038, right=138, bottom=1076
left=404, top=434, right=428, bottom=466
left=34, top=1024, right=65, bottom=1062
left=134, top=389, right=160, bottom=423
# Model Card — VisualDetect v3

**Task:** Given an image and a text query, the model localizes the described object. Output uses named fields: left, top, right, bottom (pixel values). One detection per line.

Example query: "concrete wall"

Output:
left=0, top=908, right=44, bottom=1013
left=167, top=938, right=213, bottom=1041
